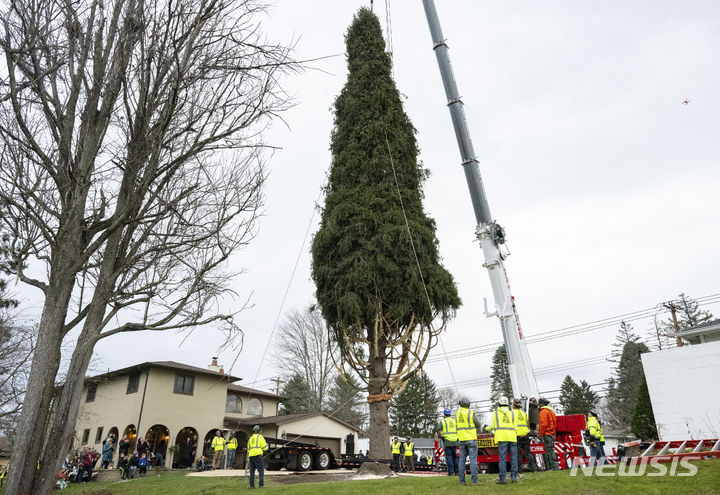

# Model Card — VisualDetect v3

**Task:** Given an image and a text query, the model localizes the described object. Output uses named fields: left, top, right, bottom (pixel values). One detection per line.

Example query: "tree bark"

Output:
left=5, top=263, right=77, bottom=494
left=367, top=351, right=391, bottom=460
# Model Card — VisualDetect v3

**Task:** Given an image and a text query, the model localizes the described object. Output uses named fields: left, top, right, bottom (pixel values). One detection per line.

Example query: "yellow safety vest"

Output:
left=456, top=407, right=477, bottom=442
left=227, top=437, right=238, bottom=450
left=428, top=456, right=433, bottom=465
left=211, top=436, right=226, bottom=451
left=490, top=406, right=517, bottom=443
left=441, top=417, right=458, bottom=442
left=587, top=417, right=605, bottom=442
left=403, top=442, right=414, bottom=456
left=247, top=434, right=268, bottom=457
left=515, top=408, right=529, bottom=437
left=391, top=441, right=402, bottom=454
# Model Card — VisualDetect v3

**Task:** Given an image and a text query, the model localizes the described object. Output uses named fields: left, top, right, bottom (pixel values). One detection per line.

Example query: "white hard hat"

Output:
left=498, top=396, right=509, bottom=406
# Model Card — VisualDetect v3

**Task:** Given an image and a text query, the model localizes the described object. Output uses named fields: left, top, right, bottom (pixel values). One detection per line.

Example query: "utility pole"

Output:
left=663, top=302, right=684, bottom=347
left=270, top=377, right=285, bottom=396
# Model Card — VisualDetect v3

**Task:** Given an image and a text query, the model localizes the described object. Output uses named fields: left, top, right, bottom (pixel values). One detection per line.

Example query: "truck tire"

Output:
left=297, top=451, right=313, bottom=471
left=313, top=451, right=331, bottom=470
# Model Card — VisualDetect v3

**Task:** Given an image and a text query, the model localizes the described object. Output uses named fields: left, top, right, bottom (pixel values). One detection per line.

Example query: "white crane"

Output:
left=421, top=0, right=540, bottom=401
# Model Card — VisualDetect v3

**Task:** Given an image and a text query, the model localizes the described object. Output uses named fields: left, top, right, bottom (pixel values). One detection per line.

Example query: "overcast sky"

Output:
left=17, top=1, right=719, bottom=406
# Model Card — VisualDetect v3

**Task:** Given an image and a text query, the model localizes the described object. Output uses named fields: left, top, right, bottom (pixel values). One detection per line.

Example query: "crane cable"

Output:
left=383, top=128, right=460, bottom=395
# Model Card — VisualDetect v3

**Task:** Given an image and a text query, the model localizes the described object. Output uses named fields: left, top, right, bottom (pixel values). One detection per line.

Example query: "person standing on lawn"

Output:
left=486, top=396, right=518, bottom=484
left=539, top=398, right=559, bottom=470
left=391, top=437, right=402, bottom=472
left=211, top=430, right=225, bottom=470
left=514, top=398, right=539, bottom=472
left=247, top=425, right=268, bottom=489
left=225, top=433, right=238, bottom=469
left=403, top=437, right=415, bottom=473
left=437, top=408, right=459, bottom=476
left=456, top=397, right=481, bottom=486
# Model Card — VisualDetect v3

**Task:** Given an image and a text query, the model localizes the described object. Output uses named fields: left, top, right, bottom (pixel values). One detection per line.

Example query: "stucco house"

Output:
left=73, top=359, right=360, bottom=468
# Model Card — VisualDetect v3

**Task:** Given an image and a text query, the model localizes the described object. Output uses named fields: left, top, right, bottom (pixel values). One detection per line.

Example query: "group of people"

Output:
left=437, top=396, right=605, bottom=485
left=57, top=432, right=172, bottom=488
left=205, top=430, right=240, bottom=470
left=389, top=437, right=433, bottom=473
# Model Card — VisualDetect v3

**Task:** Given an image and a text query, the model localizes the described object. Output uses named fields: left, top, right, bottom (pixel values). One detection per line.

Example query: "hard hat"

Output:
left=588, top=409, right=598, bottom=417
left=539, top=397, right=550, bottom=406
left=252, top=425, right=261, bottom=433
left=459, top=397, right=470, bottom=407
left=443, top=407, right=451, bottom=416
left=215, top=430, right=221, bottom=435
left=498, top=396, right=509, bottom=406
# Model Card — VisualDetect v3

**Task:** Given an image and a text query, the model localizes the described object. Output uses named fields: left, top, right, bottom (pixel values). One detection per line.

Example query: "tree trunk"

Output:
left=33, top=224, right=126, bottom=494
left=367, top=352, right=391, bottom=459
left=34, top=331, right=97, bottom=494
left=5, top=271, right=76, bottom=495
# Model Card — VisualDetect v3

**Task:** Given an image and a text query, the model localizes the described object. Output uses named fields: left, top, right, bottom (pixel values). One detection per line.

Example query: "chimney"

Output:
left=207, top=357, right=220, bottom=372
left=219, top=366, right=225, bottom=375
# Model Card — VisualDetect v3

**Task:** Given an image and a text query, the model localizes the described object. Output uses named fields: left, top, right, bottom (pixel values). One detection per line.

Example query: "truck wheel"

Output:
left=313, top=451, right=331, bottom=470
left=297, top=451, right=313, bottom=471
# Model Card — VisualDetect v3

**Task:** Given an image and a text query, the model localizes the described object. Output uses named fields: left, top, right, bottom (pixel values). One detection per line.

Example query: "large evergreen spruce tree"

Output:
left=311, top=8, right=460, bottom=458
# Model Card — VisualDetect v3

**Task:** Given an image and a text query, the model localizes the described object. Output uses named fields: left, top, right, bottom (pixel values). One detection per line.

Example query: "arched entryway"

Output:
left=122, top=424, right=137, bottom=453
left=107, top=426, right=119, bottom=444
left=234, top=430, right=248, bottom=469
left=173, top=426, right=199, bottom=468
left=145, top=424, right=170, bottom=467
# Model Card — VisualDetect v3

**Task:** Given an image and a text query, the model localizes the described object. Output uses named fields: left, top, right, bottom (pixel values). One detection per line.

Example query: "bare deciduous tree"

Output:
left=272, top=305, right=339, bottom=410
left=0, top=0, right=294, bottom=492
left=0, top=320, right=33, bottom=452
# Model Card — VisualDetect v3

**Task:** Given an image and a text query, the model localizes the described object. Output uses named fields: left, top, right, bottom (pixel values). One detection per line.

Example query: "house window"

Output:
left=226, top=394, right=243, bottom=413
left=95, top=427, right=104, bottom=443
left=86, top=383, right=97, bottom=402
left=82, top=429, right=90, bottom=444
left=127, top=372, right=140, bottom=394
left=173, top=374, right=194, bottom=395
left=247, top=398, right=263, bottom=416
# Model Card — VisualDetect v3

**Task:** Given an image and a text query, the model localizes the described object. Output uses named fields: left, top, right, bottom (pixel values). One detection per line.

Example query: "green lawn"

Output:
left=2, top=461, right=720, bottom=494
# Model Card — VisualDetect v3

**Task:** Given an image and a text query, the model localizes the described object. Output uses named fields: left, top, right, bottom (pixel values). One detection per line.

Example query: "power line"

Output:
left=427, top=293, right=720, bottom=363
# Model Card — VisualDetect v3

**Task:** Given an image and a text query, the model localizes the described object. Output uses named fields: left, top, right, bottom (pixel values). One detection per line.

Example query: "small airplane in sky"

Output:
left=682, top=99, right=691, bottom=105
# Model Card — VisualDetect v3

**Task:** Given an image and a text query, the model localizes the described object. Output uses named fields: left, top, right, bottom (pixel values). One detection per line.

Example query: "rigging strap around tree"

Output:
left=367, top=393, right=393, bottom=404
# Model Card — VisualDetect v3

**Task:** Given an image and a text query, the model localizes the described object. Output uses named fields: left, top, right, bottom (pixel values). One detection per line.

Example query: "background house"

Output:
left=73, top=358, right=359, bottom=468
left=642, top=320, right=720, bottom=441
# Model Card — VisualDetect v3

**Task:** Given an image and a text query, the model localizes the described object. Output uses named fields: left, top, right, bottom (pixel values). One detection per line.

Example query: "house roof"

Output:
left=225, top=412, right=361, bottom=433
left=85, top=360, right=242, bottom=384
left=227, top=383, right=280, bottom=400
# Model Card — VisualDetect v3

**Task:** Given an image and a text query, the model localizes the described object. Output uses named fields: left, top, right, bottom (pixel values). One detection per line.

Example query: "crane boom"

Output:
left=421, top=0, right=540, bottom=400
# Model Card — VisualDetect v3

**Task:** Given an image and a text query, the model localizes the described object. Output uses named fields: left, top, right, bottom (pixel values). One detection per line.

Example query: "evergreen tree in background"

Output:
left=631, top=375, right=658, bottom=440
left=326, top=371, right=367, bottom=430
left=606, top=322, right=650, bottom=427
left=663, top=293, right=714, bottom=332
left=490, top=345, right=512, bottom=403
left=311, top=8, right=460, bottom=458
left=279, top=374, right=317, bottom=415
left=390, top=370, right=440, bottom=438
left=559, top=375, right=599, bottom=414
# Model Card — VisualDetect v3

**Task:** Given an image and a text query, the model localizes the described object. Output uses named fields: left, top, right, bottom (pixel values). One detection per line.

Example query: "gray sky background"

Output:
left=16, top=1, right=719, bottom=405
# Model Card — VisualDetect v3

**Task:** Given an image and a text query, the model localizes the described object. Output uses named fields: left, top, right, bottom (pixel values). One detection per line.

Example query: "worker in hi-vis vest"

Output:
left=455, top=397, right=481, bottom=485
left=587, top=409, right=606, bottom=466
left=210, top=430, right=225, bottom=470
left=436, top=407, right=459, bottom=476
left=391, top=436, right=402, bottom=472
left=247, top=425, right=268, bottom=488
left=486, top=396, right=518, bottom=484
left=225, top=433, right=238, bottom=469
left=514, top=398, right=539, bottom=472
left=403, top=437, right=415, bottom=473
